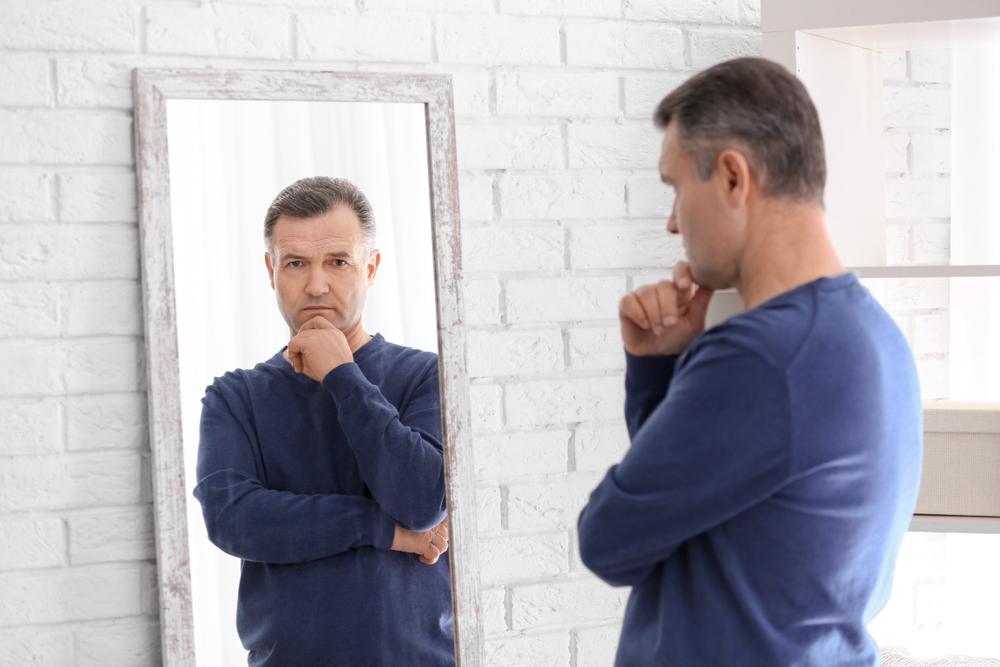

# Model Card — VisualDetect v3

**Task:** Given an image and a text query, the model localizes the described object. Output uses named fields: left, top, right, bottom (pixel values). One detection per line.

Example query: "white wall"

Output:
left=0, top=1, right=762, bottom=665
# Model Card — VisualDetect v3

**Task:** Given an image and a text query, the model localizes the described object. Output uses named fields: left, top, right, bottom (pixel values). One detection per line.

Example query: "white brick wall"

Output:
left=0, top=1, right=763, bottom=664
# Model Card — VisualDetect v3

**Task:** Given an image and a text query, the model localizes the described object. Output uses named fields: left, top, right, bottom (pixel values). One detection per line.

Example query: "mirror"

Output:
left=134, top=70, right=482, bottom=667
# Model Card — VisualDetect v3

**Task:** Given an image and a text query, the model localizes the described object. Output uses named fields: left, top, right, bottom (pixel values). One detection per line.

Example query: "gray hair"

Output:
left=654, top=57, right=826, bottom=206
left=264, top=176, right=376, bottom=256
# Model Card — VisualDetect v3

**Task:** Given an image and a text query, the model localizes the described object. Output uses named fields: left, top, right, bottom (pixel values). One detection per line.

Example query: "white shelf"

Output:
left=910, top=514, right=1000, bottom=533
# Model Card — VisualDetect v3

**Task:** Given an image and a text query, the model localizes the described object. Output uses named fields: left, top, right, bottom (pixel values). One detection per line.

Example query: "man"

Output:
left=194, top=176, right=454, bottom=666
left=577, top=58, right=923, bottom=666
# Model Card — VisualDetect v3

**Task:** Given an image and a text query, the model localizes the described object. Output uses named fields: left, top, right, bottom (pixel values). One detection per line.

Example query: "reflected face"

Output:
left=659, top=120, right=742, bottom=290
left=265, top=206, right=380, bottom=335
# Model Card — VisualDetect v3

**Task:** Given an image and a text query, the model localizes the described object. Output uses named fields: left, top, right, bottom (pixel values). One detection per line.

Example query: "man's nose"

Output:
left=305, top=266, right=329, bottom=296
left=667, top=213, right=678, bottom=235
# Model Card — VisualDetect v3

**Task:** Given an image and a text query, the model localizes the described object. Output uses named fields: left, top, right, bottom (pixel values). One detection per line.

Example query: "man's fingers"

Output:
left=620, top=292, right=652, bottom=330
left=690, top=285, right=716, bottom=316
left=653, top=282, right=678, bottom=329
left=673, top=261, right=694, bottom=291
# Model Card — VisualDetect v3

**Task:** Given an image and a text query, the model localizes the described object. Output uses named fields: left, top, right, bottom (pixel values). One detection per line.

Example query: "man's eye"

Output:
left=287, top=261, right=302, bottom=268
left=333, top=259, right=346, bottom=267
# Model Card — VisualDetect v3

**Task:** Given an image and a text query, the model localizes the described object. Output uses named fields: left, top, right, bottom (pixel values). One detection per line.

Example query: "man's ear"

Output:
left=716, top=149, right=752, bottom=207
left=367, top=250, right=382, bottom=286
left=265, top=251, right=276, bottom=289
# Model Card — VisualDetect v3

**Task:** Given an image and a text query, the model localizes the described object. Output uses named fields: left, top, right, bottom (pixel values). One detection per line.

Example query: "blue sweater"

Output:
left=578, top=274, right=923, bottom=667
left=194, top=334, right=454, bottom=667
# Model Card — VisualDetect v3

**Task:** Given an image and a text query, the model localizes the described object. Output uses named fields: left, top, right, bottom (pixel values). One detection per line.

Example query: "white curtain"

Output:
left=949, top=47, right=1000, bottom=401
left=166, top=99, right=436, bottom=666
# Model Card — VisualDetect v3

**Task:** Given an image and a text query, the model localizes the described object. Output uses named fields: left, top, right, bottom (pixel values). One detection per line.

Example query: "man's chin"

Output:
left=295, top=311, right=340, bottom=330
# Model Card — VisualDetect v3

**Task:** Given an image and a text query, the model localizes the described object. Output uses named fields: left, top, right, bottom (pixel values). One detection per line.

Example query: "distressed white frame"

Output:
left=133, top=68, right=482, bottom=667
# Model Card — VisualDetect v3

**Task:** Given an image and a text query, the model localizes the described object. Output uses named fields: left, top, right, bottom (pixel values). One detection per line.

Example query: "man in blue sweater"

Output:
left=578, top=58, right=923, bottom=666
left=194, top=176, right=454, bottom=666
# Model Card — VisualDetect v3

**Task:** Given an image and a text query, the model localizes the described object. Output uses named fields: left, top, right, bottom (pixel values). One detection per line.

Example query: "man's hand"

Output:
left=391, top=518, right=449, bottom=565
left=286, top=316, right=353, bottom=382
left=620, top=261, right=715, bottom=357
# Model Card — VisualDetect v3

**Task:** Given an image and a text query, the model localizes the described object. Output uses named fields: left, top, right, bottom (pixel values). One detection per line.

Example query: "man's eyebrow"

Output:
left=279, top=249, right=354, bottom=261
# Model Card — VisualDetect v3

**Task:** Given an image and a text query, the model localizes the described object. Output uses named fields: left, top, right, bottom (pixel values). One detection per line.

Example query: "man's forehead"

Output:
left=271, top=210, right=364, bottom=257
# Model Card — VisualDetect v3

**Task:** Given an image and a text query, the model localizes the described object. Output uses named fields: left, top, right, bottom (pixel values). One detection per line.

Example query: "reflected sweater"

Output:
left=194, top=334, right=454, bottom=667
left=578, top=274, right=923, bottom=667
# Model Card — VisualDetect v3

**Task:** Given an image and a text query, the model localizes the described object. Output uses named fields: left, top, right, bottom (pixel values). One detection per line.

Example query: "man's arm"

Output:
left=194, top=383, right=445, bottom=564
left=322, top=359, right=446, bottom=532
left=578, top=343, right=792, bottom=587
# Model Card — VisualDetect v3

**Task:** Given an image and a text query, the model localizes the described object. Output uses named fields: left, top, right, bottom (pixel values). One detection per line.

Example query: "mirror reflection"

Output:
left=166, top=99, right=452, bottom=666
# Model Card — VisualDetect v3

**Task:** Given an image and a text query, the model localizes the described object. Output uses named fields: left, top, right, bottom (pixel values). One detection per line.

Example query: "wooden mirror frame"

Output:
left=133, top=68, right=482, bottom=667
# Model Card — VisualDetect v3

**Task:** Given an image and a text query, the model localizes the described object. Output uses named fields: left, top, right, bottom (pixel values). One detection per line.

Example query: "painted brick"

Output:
left=506, top=276, right=624, bottom=324
left=299, top=12, right=432, bottom=62
left=0, top=172, right=51, bottom=222
left=0, top=400, right=60, bottom=456
left=569, top=223, right=684, bottom=270
left=141, top=562, right=159, bottom=616
left=575, top=422, right=631, bottom=472
left=56, top=59, right=133, bottom=108
left=883, top=84, right=950, bottom=129
left=500, top=173, right=626, bottom=220
left=910, top=50, right=951, bottom=83
left=0, top=565, right=144, bottom=627
left=0, top=517, right=66, bottom=571
left=884, top=130, right=910, bottom=173
left=911, top=222, right=950, bottom=265
left=234, top=0, right=351, bottom=5
left=690, top=28, right=763, bottom=69
left=885, top=224, right=909, bottom=266
left=625, top=0, right=739, bottom=23
left=577, top=624, right=621, bottom=667
left=485, top=631, right=569, bottom=666
left=69, top=508, right=155, bottom=564
left=739, top=0, right=760, bottom=27
left=0, top=284, right=59, bottom=338
left=465, top=278, right=502, bottom=325
left=506, top=376, right=624, bottom=429
left=463, top=225, right=564, bottom=274
left=453, top=71, right=490, bottom=117
left=885, top=176, right=950, bottom=219
left=482, top=587, right=508, bottom=637
left=0, top=341, right=65, bottom=397
left=467, top=329, right=564, bottom=377
left=365, top=0, right=489, bottom=10
left=567, top=326, right=625, bottom=372
left=512, top=576, right=627, bottom=629
left=0, top=452, right=143, bottom=513
left=0, top=225, right=140, bottom=281
left=568, top=124, right=661, bottom=169
left=147, top=4, right=289, bottom=59
left=916, top=356, right=948, bottom=401
left=62, top=281, right=143, bottom=337
left=566, top=23, right=684, bottom=69
left=59, top=172, right=136, bottom=223
left=480, top=532, right=569, bottom=586
left=0, top=626, right=73, bottom=666
left=0, top=112, right=132, bottom=165
left=459, top=173, right=494, bottom=222
left=0, top=57, right=51, bottom=107
left=438, top=17, right=560, bottom=66
left=500, top=0, right=619, bottom=17
left=883, top=277, right=949, bottom=313
left=470, top=382, right=504, bottom=432
left=623, top=74, right=689, bottom=119
left=627, top=172, right=675, bottom=218
left=496, top=72, right=619, bottom=118
left=65, top=339, right=143, bottom=394
left=507, top=472, right=603, bottom=529
left=913, top=313, right=949, bottom=356
left=882, top=51, right=908, bottom=82
left=75, top=617, right=161, bottom=667
left=0, top=1, right=136, bottom=52
left=477, top=484, right=503, bottom=534
left=65, top=394, right=147, bottom=451
left=473, top=430, right=570, bottom=479
left=457, top=124, right=563, bottom=170
left=911, top=132, right=950, bottom=174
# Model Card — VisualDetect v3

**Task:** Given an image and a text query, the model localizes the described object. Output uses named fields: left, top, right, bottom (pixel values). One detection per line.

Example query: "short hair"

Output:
left=654, top=57, right=826, bottom=205
left=264, top=176, right=376, bottom=256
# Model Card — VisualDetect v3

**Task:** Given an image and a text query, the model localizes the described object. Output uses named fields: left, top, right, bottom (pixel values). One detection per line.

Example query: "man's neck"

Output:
left=735, top=198, right=845, bottom=311
left=342, top=320, right=373, bottom=354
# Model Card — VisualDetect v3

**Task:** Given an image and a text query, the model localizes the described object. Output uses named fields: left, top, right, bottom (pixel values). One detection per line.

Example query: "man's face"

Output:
left=659, top=120, right=744, bottom=290
left=265, top=206, right=380, bottom=335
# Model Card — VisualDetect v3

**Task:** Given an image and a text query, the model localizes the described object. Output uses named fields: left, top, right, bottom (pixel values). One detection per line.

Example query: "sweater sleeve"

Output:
left=194, top=383, right=397, bottom=564
left=624, top=352, right=680, bottom=438
left=578, top=341, right=793, bottom=587
left=321, top=359, right=446, bottom=532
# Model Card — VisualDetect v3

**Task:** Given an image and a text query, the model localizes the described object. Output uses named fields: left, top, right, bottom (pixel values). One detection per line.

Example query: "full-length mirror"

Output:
left=134, top=70, right=481, bottom=667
